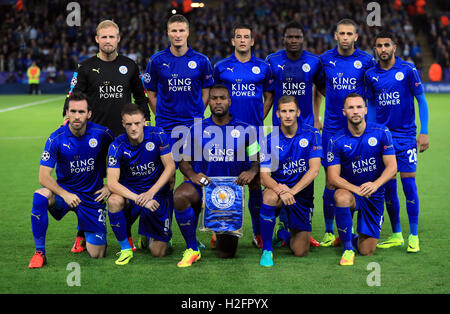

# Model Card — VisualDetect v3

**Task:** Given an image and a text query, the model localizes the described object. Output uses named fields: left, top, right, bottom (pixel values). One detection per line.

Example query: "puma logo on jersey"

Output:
left=124, top=151, right=131, bottom=157
left=275, top=145, right=284, bottom=151
left=344, top=144, right=352, bottom=150
left=277, top=64, right=286, bottom=70
left=372, top=76, right=379, bottom=82
left=226, top=67, right=234, bottom=72
left=92, top=68, right=100, bottom=74
left=329, top=60, right=336, bottom=66
left=162, top=63, right=170, bottom=68
left=63, top=143, right=71, bottom=149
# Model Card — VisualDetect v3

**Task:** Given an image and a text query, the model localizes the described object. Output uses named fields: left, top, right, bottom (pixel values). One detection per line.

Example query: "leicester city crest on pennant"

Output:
left=211, top=186, right=236, bottom=209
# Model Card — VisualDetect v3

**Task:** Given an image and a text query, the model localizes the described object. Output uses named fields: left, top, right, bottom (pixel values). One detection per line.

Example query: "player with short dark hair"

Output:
left=259, top=96, right=322, bottom=267
left=319, top=18, right=376, bottom=247
left=266, top=21, right=325, bottom=128
left=173, top=85, right=260, bottom=266
left=327, top=93, right=397, bottom=265
left=143, top=14, right=213, bottom=147
left=28, top=92, right=114, bottom=268
left=106, top=103, right=175, bottom=265
left=213, top=24, right=274, bottom=249
left=265, top=21, right=325, bottom=248
left=365, top=31, right=429, bottom=252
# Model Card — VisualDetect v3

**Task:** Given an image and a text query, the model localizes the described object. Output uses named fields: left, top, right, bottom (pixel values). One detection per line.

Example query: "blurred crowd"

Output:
left=0, top=0, right=448, bottom=82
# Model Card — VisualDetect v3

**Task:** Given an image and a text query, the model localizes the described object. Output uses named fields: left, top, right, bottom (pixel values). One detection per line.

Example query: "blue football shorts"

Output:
left=392, top=137, right=417, bottom=173
left=283, top=195, right=314, bottom=232
left=129, top=194, right=173, bottom=242
left=353, top=194, right=384, bottom=239
left=49, top=191, right=107, bottom=238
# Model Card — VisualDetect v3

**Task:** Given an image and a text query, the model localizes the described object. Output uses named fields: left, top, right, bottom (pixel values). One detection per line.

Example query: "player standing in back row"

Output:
left=64, top=20, right=151, bottom=252
left=365, top=31, right=429, bottom=253
left=143, top=14, right=214, bottom=250
left=319, top=19, right=376, bottom=247
left=213, top=24, right=274, bottom=248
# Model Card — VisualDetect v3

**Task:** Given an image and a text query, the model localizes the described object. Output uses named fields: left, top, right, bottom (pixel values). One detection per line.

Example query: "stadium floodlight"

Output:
left=191, top=2, right=205, bottom=8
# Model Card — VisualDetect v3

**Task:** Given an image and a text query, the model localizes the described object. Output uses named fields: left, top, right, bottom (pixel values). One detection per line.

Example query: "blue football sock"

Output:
left=401, top=177, right=419, bottom=236
left=31, top=193, right=49, bottom=255
left=249, top=189, right=262, bottom=235
left=175, top=206, right=198, bottom=251
left=384, top=178, right=402, bottom=233
left=108, top=211, right=130, bottom=249
left=323, top=187, right=336, bottom=233
left=278, top=229, right=291, bottom=245
left=278, top=206, right=289, bottom=226
left=260, top=203, right=276, bottom=252
left=352, top=233, right=360, bottom=254
left=335, top=206, right=353, bottom=251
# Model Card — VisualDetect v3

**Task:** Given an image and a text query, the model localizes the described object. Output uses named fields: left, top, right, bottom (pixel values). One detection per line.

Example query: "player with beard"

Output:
left=326, top=93, right=397, bottom=265
left=319, top=19, right=376, bottom=247
left=63, top=19, right=150, bottom=253
left=365, top=31, right=429, bottom=252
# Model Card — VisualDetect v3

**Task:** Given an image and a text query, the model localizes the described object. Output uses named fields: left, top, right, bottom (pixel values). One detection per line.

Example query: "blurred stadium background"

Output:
left=0, top=0, right=449, bottom=95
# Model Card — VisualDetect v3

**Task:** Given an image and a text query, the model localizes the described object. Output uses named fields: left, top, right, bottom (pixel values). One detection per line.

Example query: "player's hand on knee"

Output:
left=94, top=185, right=111, bottom=203
left=62, top=192, right=81, bottom=208
left=280, top=192, right=296, bottom=206
left=136, top=191, right=154, bottom=207
left=236, top=170, right=256, bottom=186
left=359, top=182, right=379, bottom=198
left=192, top=173, right=210, bottom=186
left=145, top=199, right=160, bottom=212
left=278, top=184, right=293, bottom=195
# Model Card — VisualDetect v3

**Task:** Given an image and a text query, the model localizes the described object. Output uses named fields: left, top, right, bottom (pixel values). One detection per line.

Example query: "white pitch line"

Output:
left=0, top=96, right=64, bottom=113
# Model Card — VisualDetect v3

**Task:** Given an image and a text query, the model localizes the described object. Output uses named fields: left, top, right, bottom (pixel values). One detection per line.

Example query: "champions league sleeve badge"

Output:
left=200, top=177, right=244, bottom=237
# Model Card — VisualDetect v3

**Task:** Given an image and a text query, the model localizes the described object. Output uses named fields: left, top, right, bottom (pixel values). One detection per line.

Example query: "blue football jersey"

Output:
left=107, top=126, right=172, bottom=195
left=213, top=54, right=273, bottom=128
left=265, top=50, right=325, bottom=126
left=326, top=122, right=395, bottom=198
left=260, top=122, right=322, bottom=201
left=365, top=57, right=424, bottom=145
left=320, top=46, right=376, bottom=133
left=182, top=117, right=259, bottom=177
left=40, top=122, right=114, bottom=194
left=144, top=46, right=214, bottom=133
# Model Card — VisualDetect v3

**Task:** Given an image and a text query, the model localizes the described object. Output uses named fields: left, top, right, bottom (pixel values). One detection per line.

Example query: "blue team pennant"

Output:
left=200, top=177, right=244, bottom=237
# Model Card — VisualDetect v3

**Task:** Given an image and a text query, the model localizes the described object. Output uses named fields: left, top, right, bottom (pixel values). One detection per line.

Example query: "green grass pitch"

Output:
left=0, top=94, right=448, bottom=294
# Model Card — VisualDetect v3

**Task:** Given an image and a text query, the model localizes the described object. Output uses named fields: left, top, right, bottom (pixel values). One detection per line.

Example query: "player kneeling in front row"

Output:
left=326, top=93, right=397, bottom=266
left=107, top=103, right=175, bottom=265
left=259, top=96, right=322, bottom=267
left=173, top=84, right=260, bottom=267
left=29, top=92, right=114, bottom=268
